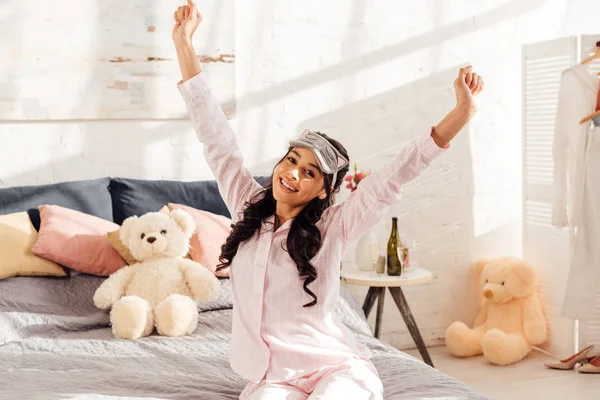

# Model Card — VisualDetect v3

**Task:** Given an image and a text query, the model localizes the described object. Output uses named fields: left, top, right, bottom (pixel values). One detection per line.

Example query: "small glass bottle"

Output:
left=375, top=255, right=386, bottom=275
left=399, top=233, right=410, bottom=270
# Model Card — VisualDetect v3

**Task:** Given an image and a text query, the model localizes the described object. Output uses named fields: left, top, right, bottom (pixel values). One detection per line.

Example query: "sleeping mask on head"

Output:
left=289, top=129, right=349, bottom=187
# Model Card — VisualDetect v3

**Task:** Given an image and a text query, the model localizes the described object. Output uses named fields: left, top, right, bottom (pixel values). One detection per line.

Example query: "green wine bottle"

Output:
left=387, top=217, right=402, bottom=276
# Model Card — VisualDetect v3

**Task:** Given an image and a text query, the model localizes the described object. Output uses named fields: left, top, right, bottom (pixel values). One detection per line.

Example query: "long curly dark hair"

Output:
left=216, top=132, right=350, bottom=307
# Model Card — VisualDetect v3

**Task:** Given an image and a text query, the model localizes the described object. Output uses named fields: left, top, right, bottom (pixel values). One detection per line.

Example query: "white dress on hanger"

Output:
left=552, top=63, right=600, bottom=320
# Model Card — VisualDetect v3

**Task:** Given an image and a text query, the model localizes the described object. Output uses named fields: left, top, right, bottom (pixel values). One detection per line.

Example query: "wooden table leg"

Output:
left=373, top=287, right=386, bottom=339
left=388, top=287, right=434, bottom=367
left=362, top=286, right=378, bottom=319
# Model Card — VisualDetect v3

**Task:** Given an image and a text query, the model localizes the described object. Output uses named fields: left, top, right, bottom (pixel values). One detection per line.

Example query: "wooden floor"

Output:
left=404, top=346, right=599, bottom=400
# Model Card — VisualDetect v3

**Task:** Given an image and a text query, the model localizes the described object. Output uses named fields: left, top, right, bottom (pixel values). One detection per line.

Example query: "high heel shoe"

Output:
left=544, top=345, right=595, bottom=370
left=578, top=354, right=600, bottom=373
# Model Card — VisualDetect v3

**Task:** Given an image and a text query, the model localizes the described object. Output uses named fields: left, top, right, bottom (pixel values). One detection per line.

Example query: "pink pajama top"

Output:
left=178, top=72, right=447, bottom=384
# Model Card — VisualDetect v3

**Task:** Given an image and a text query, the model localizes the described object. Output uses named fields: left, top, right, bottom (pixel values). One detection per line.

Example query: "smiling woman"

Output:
left=173, top=1, right=482, bottom=397
left=217, top=130, right=350, bottom=311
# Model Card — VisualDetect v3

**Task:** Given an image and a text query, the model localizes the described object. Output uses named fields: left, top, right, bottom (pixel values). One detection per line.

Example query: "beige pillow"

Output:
left=0, top=212, right=67, bottom=279
left=107, top=206, right=191, bottom=264
left=107, top=229, right=137, bottom=265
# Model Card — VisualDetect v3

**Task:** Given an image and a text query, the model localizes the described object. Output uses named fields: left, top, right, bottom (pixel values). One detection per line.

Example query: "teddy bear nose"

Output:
left=146, top=236, right=157, bottom=244
left=483, top=289, right=493, bottom=299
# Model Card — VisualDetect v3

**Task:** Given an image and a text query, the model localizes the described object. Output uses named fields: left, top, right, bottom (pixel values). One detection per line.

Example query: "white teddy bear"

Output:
left=93, top=209, right=221, bottom=339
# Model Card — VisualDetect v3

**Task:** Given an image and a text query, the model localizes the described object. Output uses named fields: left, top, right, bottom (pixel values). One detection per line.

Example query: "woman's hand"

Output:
left=172, top=0, right=202, bottom=45
left=172, top=0, right=203, bottom=82
left=430, top=66, right=485, bottom=148
left=454, top=65, right=484, bottom=113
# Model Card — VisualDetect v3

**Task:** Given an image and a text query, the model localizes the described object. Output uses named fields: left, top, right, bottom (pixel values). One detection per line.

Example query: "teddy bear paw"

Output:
left=155, top=294, right=198, bottom=337
left=93, top=289, right=115, bottom=310
left=189, top=275, right=221, bottom=302
left=482, top=329, right=531, bottom=365
left=110, top=296, right=154, bottom=339
left=445, top=321, right=482, bottom=357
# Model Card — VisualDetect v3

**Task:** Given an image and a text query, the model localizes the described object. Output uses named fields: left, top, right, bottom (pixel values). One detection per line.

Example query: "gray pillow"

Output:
left=0, top=178, right=113, bottom=230
left=109, top=177, right=271, bottom=225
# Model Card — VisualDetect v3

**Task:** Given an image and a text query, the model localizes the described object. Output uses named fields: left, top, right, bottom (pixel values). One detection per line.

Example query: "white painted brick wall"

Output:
left=0, top=121, right=213, bottom=185
left=234, top=0, right=600, bottom=351
left=1, top=0, right=599, bottom=352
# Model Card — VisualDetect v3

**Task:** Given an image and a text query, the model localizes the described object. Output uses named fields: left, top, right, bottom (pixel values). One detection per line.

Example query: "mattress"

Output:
left=0, top=273, right=486, bottom=399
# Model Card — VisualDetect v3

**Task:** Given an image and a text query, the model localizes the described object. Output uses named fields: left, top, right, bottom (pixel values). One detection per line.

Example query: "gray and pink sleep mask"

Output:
left=289, top=129, right=349, bottom=186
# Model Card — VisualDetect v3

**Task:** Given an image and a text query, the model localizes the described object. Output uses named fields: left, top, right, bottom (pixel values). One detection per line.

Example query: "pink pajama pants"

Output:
left=239, top=359, right=383, bottom=400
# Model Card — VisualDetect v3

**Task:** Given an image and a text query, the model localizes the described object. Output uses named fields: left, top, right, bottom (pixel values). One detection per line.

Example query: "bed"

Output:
left=0, top=272, right=486, bottom=399
left=0, top=177, right=486, bottom=399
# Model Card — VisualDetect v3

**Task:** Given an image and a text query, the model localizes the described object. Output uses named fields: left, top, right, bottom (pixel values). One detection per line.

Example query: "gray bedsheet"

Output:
left=0, top=273, right=485, bottom=400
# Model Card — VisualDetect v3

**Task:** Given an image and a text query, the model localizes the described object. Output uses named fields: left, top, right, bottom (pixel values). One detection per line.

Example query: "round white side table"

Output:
left=341, top=266, right=434, bottom=367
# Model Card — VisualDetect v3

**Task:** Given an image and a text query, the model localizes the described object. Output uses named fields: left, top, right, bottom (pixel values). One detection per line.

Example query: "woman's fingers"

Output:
left=470, top=73, right=478, bottom=91
left=177, top=6, right=185, bottom=23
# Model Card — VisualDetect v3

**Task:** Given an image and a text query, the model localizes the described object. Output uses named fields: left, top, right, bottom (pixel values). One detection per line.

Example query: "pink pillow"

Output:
left=31, top=205, right=126, bottom=276
left=167, top=203, right=232, bottom=277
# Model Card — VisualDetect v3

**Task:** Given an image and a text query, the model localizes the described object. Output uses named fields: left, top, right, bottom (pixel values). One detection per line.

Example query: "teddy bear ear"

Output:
left=473, top=258, right=488, bottom=277
left=507, top=258, right=537, bottom=296
left=119, top=215, right=138, bottom=245
left=169, top=209, right=195, bottom=238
